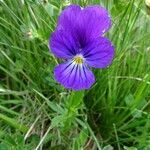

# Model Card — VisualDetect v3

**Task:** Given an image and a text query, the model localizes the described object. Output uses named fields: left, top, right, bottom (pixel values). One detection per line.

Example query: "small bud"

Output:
left=145, top=0, right=150, bottom=7
left=63, top=0, right=71, bottom=7
left=145, top=0, right=150, bottom=15
left=23, top=29, right=36, bottom=40
left=21, top=24, right=39, bottom=40
left=25, top=29, right=33, bottom=39
left=26, top=30, right=32, bottom=37
left=42, top=0, right=48, bottom=5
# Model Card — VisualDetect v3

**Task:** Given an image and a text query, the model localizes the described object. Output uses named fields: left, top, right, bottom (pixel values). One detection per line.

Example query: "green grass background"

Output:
left=0, top=0, right=150, bottom=149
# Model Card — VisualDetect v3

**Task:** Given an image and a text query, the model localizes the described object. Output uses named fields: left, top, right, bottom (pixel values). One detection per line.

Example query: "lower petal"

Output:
left=54, top=61, right=95, bottom=90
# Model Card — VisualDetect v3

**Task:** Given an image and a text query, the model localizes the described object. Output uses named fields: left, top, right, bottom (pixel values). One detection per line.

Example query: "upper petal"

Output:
left=81, top=5, right=112, bottom=37
left=57, top=5, right=81, bottom=32
left=82, top=37, right=115, bottom=68
left=54, top=61, right=95, bottom=90
left=57, top=5, right=111, bottom=43
left=50, top=29, right=80, bottom=59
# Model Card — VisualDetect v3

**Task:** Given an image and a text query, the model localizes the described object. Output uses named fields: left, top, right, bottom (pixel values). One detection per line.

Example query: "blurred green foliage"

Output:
left=0, top=0, right=150, bottom=149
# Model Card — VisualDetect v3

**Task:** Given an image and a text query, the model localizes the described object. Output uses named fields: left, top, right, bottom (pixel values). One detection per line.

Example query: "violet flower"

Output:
left=49, top=5, right=115, bottom=90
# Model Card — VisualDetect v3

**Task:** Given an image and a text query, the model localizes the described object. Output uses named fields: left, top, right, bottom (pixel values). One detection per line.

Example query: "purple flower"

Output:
left=49, top=5, right=115, bottom=90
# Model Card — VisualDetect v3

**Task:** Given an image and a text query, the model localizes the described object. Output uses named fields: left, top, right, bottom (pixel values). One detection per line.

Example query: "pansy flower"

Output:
left=49, top=5, right=115, bottom=90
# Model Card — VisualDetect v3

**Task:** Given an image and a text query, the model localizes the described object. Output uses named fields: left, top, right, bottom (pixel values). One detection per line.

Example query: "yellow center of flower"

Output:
left=74, top=56, right=83, bottom=64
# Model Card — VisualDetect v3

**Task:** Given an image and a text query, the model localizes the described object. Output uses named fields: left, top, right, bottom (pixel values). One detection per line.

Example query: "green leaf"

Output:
left=124, top=94, right=134, bottom=106
left=0, top=105, right=19, bottom=116
left=66, top=91, right=84, bottom=110
left=103, top=145, right=114, bottom=150
left=123, top=146, right=138, bottom=150
left=73, top=128, right=89, bottom=149
left=0, top=113, right=28, bottom=133
left=44, top=3, right=54, bottom=16
left=51, top=115, right=64, bottom=128
left=0, top=142, right=8, bottom=150
left=5, top=135, right=17, bottom=146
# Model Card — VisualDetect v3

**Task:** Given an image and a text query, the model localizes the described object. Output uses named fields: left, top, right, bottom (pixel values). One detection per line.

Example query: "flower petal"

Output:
left=50, top=29, right=80, bottom=59
left=82, top=37, right=115, bottom=68
left=57, top=5, right=111, bottom=42
left=54, top=61, right=95, bottom=90
left=81, top=5, right=112, bottom=37
left=57, top=5, right=81, bottom=31
left=56, top=5, right=86, bottom=48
